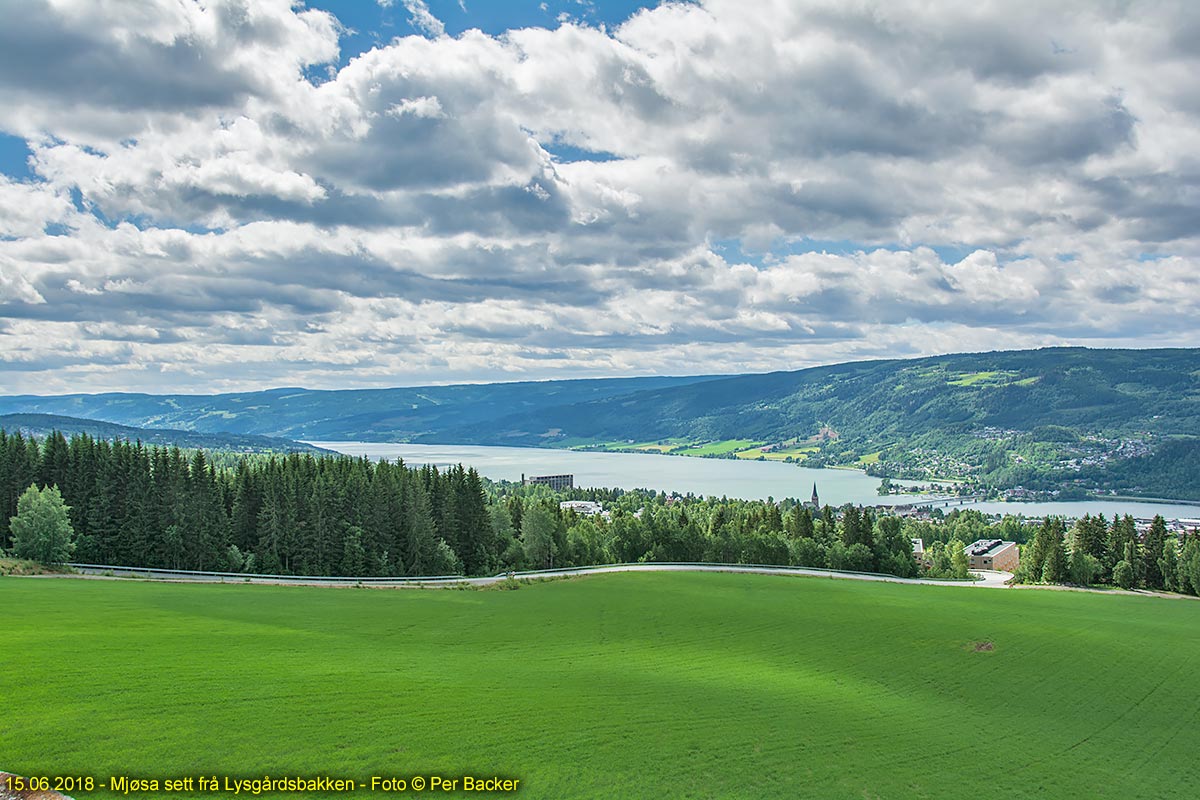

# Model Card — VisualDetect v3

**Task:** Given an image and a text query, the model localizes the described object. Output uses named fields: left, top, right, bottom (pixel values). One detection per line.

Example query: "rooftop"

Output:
left=964, top=539, right=1016, bottom=557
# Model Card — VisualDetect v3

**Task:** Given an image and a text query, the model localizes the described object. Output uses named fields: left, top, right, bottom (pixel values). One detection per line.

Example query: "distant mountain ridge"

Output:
left=1, top=348, right=1198, bottom=497
left=1, top=349, right=1196, bottom=445
left=0, top=414, right=328, bottom=454
left=0, top=375, right=718, bottom=441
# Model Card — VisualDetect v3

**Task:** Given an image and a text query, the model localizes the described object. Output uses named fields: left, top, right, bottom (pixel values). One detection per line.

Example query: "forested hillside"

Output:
left=441, top=348, right=1200, bottom=444
left=432, top=347, right=1200, bottom=498
left=0, top=414, right=324, bottom=454
left=0, top=376, right=714, bottom=440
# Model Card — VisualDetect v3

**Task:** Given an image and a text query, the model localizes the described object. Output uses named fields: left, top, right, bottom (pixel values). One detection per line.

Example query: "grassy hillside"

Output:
left=0, top=414, right=326, bottom=454
left=0, top=376, right=715, bottom=441
left=3, top=574, right=1199, bottom=799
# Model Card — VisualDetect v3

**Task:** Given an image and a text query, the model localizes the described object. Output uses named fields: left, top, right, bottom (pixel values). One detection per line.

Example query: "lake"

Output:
left=312, top=442, right=1200, bottom=522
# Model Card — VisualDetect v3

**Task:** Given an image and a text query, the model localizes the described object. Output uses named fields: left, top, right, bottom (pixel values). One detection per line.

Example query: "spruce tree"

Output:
left=84, top=443, right=119, bottom=563
left=454, top=467, right=492, bottom=575
left=840, top=505, right=861, bottom=548
left=341, top=525, right=367, bottom=577
left=38, top=430, right=71, bottom=491
left=403, top=475, right=440, bottom=576
left=1042, top=532, right=1067, bottom=584
left=1142, top=516, right=1168, bottom=590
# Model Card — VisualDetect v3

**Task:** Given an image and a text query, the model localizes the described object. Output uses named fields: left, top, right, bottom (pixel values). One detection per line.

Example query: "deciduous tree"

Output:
left=9, top=483, right=74, bottom=564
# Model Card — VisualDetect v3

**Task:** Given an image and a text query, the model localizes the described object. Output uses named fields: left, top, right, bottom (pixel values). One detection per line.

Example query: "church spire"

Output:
left=811, top=483, right=819, bottom=508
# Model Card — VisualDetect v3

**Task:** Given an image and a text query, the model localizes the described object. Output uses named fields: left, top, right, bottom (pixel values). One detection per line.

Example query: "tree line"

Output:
left=1016, top=513, right=1200, bottom=592
left=0, top=431, right=486, bottom=576
left=0, top=430, right=921, bottom=578
left=3, top=429, right=1199, bottom=593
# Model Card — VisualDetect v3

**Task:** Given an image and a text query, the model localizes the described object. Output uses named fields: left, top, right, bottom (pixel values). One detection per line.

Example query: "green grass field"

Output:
left=573, top=439, right=693, bottom=453
left=3, top=574, right=1199, bottom=799
left=733, top=444, right=819, bottom=461
left=674, top=439, right=764, bottom=457
left=946, top=370, right=1023, bottom=387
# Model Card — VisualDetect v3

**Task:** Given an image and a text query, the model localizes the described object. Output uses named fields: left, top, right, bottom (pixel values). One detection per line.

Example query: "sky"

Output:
left=0, top=0, right=1198, bottom=395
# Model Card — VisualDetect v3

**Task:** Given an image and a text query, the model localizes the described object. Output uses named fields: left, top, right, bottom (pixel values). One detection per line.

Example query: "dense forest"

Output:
left=3, top=430, right=1199, bottom=594
left=0, top=430, right=478, bottom=577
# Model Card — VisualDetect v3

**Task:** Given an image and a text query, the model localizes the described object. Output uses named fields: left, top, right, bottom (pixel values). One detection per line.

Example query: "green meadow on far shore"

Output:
left=3, top=573, right=1198, bottom=799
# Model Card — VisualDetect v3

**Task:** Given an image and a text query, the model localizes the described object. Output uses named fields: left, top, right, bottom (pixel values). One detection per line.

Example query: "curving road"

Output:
left=59, top=562, right=1013, bottom=589
left=475, top=563, right=1014, bottom=588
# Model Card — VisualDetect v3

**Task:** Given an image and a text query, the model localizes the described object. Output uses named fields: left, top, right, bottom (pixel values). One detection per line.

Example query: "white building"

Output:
left=559, top=500, right=604, bottom=517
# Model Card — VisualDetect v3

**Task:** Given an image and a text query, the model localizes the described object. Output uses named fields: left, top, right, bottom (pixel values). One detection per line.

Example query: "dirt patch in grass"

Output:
left=971, top=641, right=995, bottom=652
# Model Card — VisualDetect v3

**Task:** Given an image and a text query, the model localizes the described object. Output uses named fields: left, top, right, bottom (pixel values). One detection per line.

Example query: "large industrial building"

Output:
left=522, top=473, right=574, bottom=491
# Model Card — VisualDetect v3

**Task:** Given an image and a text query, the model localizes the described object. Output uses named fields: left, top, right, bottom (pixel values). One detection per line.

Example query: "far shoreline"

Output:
left=309, top=441, right=1200, bottom=521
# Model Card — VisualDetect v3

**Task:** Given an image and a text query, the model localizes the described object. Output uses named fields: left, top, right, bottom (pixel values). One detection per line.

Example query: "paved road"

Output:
left=473, top=563, right=1014, bottom=588
left=61, top=562, right=1013, bottom=589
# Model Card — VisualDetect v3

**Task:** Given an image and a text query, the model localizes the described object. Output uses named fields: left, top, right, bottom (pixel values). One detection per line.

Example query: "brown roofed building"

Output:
left=963, top=538, right=1019, bottom=572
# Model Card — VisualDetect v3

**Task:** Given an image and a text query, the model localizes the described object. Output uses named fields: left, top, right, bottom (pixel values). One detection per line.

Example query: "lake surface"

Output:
left=313, top=442, right=904, bottom=506
left=917, top=498, right=1200, bottom=522
left=313, top=442, right=1200, bottom=522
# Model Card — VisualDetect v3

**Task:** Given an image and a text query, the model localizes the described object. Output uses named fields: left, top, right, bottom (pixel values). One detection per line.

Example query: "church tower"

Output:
left=810, top=483, right=819, bottom=509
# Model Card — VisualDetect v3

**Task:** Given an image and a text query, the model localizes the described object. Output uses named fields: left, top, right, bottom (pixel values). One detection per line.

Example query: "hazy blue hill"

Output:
left=0, top=413, right=328, bottom=453
left=0, top=375, right=717, bottom=441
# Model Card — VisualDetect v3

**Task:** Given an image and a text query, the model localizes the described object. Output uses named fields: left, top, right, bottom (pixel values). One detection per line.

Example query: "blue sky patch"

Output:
left=305, top=0, right=669, bottom=67
left=0, top=132, right=35, bottom=181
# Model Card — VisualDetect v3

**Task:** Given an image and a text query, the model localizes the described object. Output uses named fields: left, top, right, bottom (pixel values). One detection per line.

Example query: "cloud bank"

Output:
left=1, top=0, right=1198, bottom=393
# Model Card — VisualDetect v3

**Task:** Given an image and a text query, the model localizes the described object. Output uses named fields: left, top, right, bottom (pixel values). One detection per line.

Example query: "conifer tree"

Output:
left=1142, top=515, right=1168, bottom=590
left=120, top=445, right=156, bottom=566
left=229, top=462, right=260, bottom=554
left=255, top=469, right=290, bottom=574
left=83, top=442, right=119, bottom=563
left=455, top=467, right=492, bottom=575
left=403, top=475, right=441, bottom=576
left=341, top=525, right=367, bottom=576
left=1108, top=515, right=1137, bottom=580
left=840, top=505, right=862, bottom=548
left=1042, top=531, right=1067, bottom=583
left=38, top=430, right=71, bottom=491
